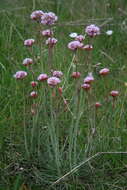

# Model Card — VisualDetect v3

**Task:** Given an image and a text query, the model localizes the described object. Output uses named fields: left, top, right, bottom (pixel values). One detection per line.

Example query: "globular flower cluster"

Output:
left=99, top=68, right=110, bottom=76
left=110, top=90, right=119, bottom=97
left=30, top=91, right=38, bottom=98
left=47, top=77, right=61, bottom=87
left=46, top=37, right=58, bottom=47
left=24, top=39, right=35, bottom=47
left=81, top=83, right=91, bottom=90
left=41, top=12, right=58, bottom=25
left=31, top=10, right=58, bottom=25
left=71, top=72, right=81, bottom=79
left=31, top=81, right=38, bottom=87
left=95, top=102, right=102, bottom=108
left=23, top=58, right=33, bottom=66
left=75, top=35, right=85, bottom=42
left=13, top=71, right=27, bottom=79
left=37, top=74, right=48, bottom=81
left=84, top=73, right=94, bottom=84
left=41, top=29, right=53, bottom=37
left=85, top=24, right=100, bottom=37
left=52, top=71, right=63, bottom=78
left=68, top=40, right=84, bottom=51
left=30, top=10, right=44, bottom=21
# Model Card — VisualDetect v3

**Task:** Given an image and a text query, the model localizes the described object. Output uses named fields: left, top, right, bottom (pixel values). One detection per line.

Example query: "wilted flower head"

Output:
left=47, top=77, right=61, bottom=87
left=46, top=37, right=57, bottom=47
left=81, top=83, right=91, bottom=90
left=69, top=33, right=78, bottom=38
left=24, top=39, right=35, bottom=47
left=68, top=40, right=84, bottom=51
left=106, top=30, right=113, bottom=36
left=75, top=35, right=85, bottom=42
left=71, top=72, right=81, bottom=79
left=99, top=68, right=110, bottom=76
left=83, top=44, right=93, bottom=51
left=13, top=71, right=27, bottom=79
left=110, top=90, right=119, bottom=97
left=85, top=24, right=100, bottom=37
left=41, top=29, right=53, bottom=37
left=84, top=73, right=94, bottom=84
left=31, top=81, right=38, bottom=87
left=37, top=73, right=48, bottom=81
left=23, top=58, right=33, bottom=66
left=30, top=91, right=38, bottom=98
left=52, top=71, right=63, bottom=78
left=41, top=12, right=58, bottom=25
left=30, top=10, right=44, bottom=21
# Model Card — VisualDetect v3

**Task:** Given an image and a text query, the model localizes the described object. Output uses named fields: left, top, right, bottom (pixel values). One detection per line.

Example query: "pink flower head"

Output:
left=41, top=12, right=58, bottom=25
left=71, top=72, right=81, bottom=79
left=68, top=40, right=84, bottom=51
left=110, top=90, right=119, bottom=97
left=84, top=73, right=94, bottom=84
left=30, top=10, right=44, bottom=21
left=31, top=81, right=38, bottom=87
left=81, top=83, right=91, bottom=90
left=41, top=29, right=53, bottom=37
left=46, top=37, right=57, bottom=47
left=99, top=68, right=110, bottom=76
left=23, top=58, right=33, bottom=66
left=13, top=71, right=27, bottom=79
left=75, top=35, right=85, bottom=42
left=24, top=39, right=35, bottom=47
left=30, top=91, right=38, bottom=98
left=37, top=73, right=48, bottom=81
left=95, top=102, right=102, bottom=108
left=52, top=71, right=63, bottom=78
left=85, top=24, right=100, bottom=37
left=47, top=77, right=61, bottom=87
left=83, top=44, right=93, bottom=51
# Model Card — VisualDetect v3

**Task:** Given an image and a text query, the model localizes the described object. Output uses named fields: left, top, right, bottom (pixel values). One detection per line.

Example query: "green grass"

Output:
left=1, top=0, right=127, bottom=189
